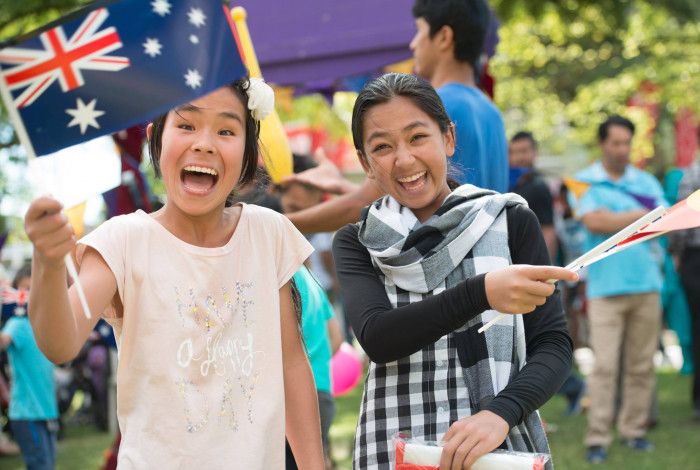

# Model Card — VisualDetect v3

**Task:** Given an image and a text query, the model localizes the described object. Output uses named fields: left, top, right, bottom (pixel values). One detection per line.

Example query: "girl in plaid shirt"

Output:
left=333, top=73, right=577, bottom=469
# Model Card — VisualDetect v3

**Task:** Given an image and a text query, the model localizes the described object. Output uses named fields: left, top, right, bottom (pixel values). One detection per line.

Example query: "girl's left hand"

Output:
left=439, top=410, right=509, bottom=470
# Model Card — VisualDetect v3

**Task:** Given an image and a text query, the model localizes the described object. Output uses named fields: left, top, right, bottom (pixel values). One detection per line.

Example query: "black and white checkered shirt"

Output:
left=349, top=187, right=551, bottom=469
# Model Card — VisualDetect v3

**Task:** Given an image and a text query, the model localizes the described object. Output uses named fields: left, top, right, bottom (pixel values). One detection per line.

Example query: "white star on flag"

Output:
left=66, top=98, right=105, bottom=134
left=151, top=0, right=172, bottom=16
left=143, top=38, right=163, bottom=57
left=188, top=7, right=206, bottom=28
left=184, top=69, right=202, bottom=89
left=189, top=35, right=199, bottom=45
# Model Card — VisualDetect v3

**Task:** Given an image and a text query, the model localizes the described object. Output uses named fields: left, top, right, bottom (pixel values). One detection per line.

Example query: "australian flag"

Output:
left=0, top=0, right=247, bottom=157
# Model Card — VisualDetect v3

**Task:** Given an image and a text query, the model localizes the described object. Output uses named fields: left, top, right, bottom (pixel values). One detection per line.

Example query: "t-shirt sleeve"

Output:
left=2, top=318, right=26, bottom=350
left=573, top=186, right=601, bottom=218
left=529, top=181, right=554, bottom=226
left=74, top=217, right=126, bottom=320
left=277, top=214, right=314, bottom=288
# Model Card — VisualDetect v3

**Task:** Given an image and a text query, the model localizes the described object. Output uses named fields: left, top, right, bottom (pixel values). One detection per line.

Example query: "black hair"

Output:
left=510, top=130, right=538, bottom=149
left=351, top=73, right=451, bottom=156
left=352, top=73, right=461, bottom=186
left=147, top=77, right=260, bottom=206
left=292, top=153, right=318, bottom=174
left=412, top=0, right=490, bottom=70
left=598, top=115, right=635, bottom=142
left=12, top=263, right=31, bottom=289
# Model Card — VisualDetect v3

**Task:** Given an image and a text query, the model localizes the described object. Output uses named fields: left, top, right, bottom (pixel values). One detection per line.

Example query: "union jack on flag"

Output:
left=1, top=8, right=129, bottom=109
left=0, top=0, right=246, bottom=157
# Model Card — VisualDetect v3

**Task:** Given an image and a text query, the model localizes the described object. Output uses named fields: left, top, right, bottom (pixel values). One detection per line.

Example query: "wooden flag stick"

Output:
left=577, top=230, right=668, bottom=268
left=564, top=205, right=665, bottom=272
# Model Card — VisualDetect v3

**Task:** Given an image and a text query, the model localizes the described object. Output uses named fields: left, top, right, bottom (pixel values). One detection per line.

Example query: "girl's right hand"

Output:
left=484, top=265, right=578, bottom=314
left=24, top=196, right=75, bottom=269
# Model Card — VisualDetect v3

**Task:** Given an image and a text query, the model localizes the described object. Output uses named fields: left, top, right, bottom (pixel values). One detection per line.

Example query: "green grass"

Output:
left=329, top=384, right=364, bottom=468
left=1, top=372, right=696, bottom=469
left=1, top=424, right=113, bottom=470
left=540, top=372, right=700, bottom=469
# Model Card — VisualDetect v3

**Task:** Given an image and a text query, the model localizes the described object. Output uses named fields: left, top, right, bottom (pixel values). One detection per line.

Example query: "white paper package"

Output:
left=394, top=434, right=549, bottom=470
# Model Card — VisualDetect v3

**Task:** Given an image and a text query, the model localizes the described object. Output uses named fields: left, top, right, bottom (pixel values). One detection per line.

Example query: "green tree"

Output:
left=494, top=0, right=700, bottom=27
left=0, top=0, right=91, bottom=41
left=490, top=0, right=700, bottom=171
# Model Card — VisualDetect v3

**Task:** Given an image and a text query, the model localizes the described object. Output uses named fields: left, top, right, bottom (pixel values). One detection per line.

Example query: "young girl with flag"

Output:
left=332, top=73, right=578, bottom=469
left=23, top=78, right=324, bottom=469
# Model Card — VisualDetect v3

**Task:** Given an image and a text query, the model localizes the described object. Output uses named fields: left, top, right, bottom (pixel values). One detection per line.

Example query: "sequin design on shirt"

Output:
left=173, top=282, right=262, bottom=432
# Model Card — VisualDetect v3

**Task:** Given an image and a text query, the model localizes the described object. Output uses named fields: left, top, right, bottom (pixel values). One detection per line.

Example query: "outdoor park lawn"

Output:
left=1, top=423, right=113, bottom=470
left=329, top=371, right=699, bottom=469
left=1, top=372, right=697, bottom=469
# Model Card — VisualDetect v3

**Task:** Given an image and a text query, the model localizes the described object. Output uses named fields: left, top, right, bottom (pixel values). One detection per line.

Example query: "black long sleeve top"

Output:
left=332, top=204, right=573, bottom=428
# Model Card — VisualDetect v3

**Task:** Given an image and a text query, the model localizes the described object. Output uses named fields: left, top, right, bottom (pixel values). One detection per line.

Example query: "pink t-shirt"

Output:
left=77, top=204, right=312, bottom=468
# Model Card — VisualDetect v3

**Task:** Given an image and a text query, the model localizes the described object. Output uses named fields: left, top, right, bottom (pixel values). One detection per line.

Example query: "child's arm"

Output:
left=280, top=280, right=324, bottom=470
left=326, top=316, right=343, bottom=355
left=286, top=179, right=382, bottom=233
left=0, top=333, right=11, bottom=350
left=25, top=197, right=116, bottom=364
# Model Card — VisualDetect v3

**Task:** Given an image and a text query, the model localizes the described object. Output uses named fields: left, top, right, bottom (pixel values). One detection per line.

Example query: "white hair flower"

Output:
left=246, top=77, right=274, bottom=121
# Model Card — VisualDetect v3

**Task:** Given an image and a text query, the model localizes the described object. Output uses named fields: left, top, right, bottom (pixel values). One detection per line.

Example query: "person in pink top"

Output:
left=23, top=79, right=325, bottom=469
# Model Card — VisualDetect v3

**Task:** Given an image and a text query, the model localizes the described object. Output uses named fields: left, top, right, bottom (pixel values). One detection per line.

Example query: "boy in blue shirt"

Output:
left=1, top=265, right=58, bottom=470
left=410, top=0, right=508, bottom=192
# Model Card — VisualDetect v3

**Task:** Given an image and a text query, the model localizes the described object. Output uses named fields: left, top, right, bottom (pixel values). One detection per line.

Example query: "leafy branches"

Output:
left=491, top=1, right=700, bottom=166
left=0, top=0, right=91, bottom=42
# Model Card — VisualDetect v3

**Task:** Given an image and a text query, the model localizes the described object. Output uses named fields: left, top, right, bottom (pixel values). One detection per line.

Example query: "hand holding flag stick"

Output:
left=479, top=189, right=700, bottom=334
left=0, top=69, right=93, bottom=319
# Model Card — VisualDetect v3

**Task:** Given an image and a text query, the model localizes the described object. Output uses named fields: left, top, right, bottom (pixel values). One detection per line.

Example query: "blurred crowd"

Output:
left=0, top=0, right=699, bottom=468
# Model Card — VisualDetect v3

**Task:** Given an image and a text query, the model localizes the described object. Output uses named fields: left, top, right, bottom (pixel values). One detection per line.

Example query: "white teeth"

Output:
left=183, top=165, right=218, bottom=176
left=397, top=171, right=426, bottom=183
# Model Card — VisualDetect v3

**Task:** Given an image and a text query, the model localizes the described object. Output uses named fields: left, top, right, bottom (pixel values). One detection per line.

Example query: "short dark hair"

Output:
left=510, top=131, right=538, bottom=149
left=147, top=77, right=260, bottom=206
left=292, top=153, right=318, bottom=174
left=412, top=0, right=490, bottom=69
left=598, top=115, right=635, bottom=142
left=12, top=263, right=31, bottom=289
